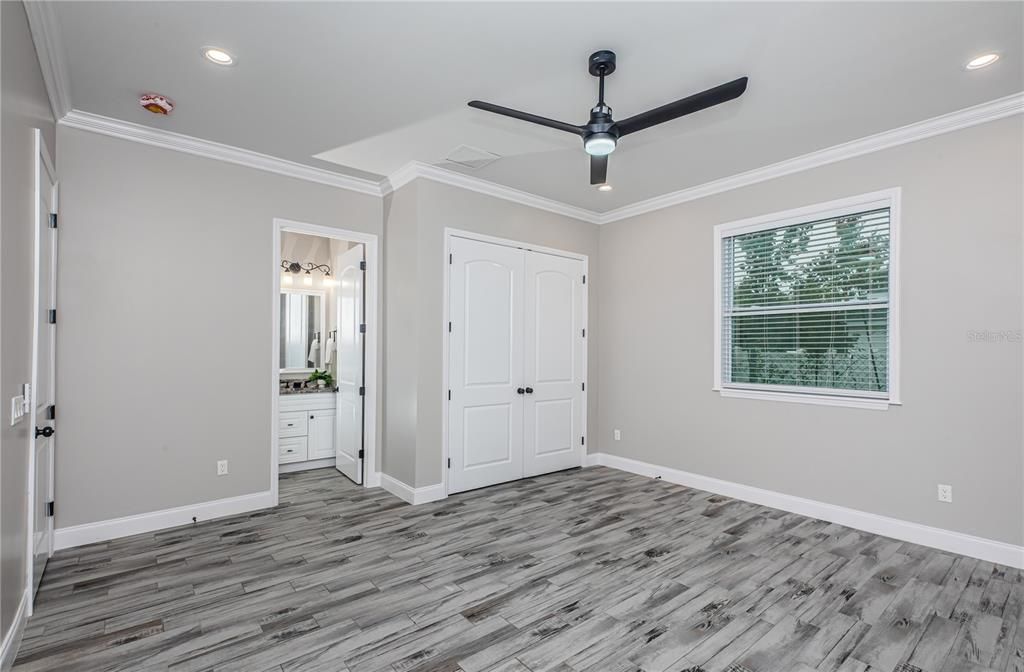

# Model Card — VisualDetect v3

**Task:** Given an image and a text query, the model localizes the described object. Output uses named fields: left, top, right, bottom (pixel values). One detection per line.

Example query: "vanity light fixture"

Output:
left=281, top=259, right=334, bottom=288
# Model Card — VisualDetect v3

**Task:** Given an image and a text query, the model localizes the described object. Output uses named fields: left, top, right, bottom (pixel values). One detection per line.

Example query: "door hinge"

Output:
left=581, top=436, right=585, bottom=446
left=48, top=309, right=57, bottom=324
left=448, top=321, right=452, bottom=333
left=448, top=389, right=451, bottom=401
left=448, top=253, right=452, bottom=264
left=581, top=328, right=585, bottom=338
left=447, top=458, right=451, bottom=469
left=582, top=274, right=586, bottom=284
left=358, top=386, right=365, bottom=396
left=359, top=260, right=366, bottom=271
left=46, top=501, right=54, bottom=517
left=358, top=449, right=365, bottom=459
left=47, top=404, right=55, bottom=420
left=581, top=382, right=585, bottom=392
left=359, top=323, right=366, bottom=333
left=49, top=213, right=57, bottom=229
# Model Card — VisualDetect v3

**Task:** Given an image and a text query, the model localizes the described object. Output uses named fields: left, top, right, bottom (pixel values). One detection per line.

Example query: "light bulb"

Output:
left=584, top=133, right=616, bottom=156
left=303, top=273, right=313, bottom=286
left=282, top=273, right=292, bottom=285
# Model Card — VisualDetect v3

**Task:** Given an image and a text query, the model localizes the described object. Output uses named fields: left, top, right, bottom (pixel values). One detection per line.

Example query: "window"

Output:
left=714, top=189, right=900, bottom=409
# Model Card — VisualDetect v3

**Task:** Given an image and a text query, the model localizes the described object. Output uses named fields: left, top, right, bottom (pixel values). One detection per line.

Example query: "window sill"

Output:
left=715, top=387, right=898, bottom=411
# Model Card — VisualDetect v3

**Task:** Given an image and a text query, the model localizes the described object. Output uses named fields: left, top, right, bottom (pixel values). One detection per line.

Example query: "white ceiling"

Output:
left=52, top=2, right=1023, bottom=212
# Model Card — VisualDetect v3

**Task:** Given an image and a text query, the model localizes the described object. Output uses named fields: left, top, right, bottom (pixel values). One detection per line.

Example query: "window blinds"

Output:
left=720, top=207, right=891, bottom=397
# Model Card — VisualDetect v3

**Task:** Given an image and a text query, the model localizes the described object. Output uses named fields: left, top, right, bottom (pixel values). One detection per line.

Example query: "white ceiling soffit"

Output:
left=33, top=2, right=1024, bottom=224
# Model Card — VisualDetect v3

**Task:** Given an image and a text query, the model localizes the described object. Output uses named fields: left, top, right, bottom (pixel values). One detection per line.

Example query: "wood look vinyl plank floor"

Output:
left=14, top=467, right=1023, bottom=672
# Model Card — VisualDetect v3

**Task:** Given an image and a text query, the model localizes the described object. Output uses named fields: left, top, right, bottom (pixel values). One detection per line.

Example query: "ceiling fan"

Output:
left=468, top=50, right=748, bottom=186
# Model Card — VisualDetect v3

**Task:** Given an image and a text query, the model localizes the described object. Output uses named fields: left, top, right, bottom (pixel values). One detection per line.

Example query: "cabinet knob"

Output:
left=310, top=415, right=315, bottom=419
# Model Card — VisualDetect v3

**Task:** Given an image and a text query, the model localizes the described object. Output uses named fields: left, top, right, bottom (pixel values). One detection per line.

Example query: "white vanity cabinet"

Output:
left=278, top=393, right=336, bottom=466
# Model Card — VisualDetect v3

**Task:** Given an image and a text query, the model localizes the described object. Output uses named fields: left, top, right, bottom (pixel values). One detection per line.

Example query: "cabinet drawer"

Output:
left=278, top=436, right=307, bottom=463
left=279, top=411, right=308, bottom=438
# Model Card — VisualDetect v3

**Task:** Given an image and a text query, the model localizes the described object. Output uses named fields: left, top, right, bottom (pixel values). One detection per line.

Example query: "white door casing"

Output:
left=448, top=237, right=525, bottom=493
left=30, top=129, right=57, bottom=605
left=334, top=244, right=365, bottom=484
left=523, top=251, right=585, bottom=477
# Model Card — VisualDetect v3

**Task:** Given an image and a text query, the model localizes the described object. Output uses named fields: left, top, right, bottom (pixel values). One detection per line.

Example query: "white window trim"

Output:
left=712, top=188, right=902, bottom=411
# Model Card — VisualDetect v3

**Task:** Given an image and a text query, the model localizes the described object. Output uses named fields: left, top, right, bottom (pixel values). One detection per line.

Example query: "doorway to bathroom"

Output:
left=271, top=219, right=379, bottom=503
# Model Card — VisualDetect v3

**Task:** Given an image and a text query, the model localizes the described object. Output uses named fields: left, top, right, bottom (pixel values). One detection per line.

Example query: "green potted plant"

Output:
left=308, top=369, right=334, bottom=389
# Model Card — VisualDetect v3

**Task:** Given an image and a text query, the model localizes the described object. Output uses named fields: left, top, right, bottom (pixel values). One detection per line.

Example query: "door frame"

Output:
left=27, top=129, right=57, bottom=615
left=441, top=228, right=589, bottom=497
left=271, top=219, right=380, bottom=503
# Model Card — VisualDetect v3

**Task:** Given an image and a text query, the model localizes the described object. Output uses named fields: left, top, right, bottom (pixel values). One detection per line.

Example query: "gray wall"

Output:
left=598, top=117, right=1024, bottom=545
left=55, top=126, right=382, bottom=528
left=1, top=0, right=56, bottom=642
left=384, top=180, right=601, bottom=488
left=381, top=182, right=420, bottom=486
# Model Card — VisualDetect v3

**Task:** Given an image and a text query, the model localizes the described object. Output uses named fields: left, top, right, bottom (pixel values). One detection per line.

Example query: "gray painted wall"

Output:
left=1, top=0, right=56, bottom=641
left=383, top=180, right=601, bottom=488
left=381, top=182, right=420, bottom=486
left=55, top=126, right=382, bottom=528
left=598, top=117, right=1023, bottom=545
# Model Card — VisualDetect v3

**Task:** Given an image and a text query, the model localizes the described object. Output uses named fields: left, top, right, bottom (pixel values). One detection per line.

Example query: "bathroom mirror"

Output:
left=280, top=289, right=325, bottom=372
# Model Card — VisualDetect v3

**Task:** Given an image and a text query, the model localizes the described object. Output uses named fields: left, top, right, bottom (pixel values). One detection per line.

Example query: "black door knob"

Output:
left=516, top=387, right=525, bottom=395
left=524, top=387, right=534, bottom=394
left=35, top=426, right=54, bottom=439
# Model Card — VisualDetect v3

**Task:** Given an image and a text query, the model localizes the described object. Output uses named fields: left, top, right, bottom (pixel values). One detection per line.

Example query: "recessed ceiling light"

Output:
left=966, top=53, right=999, bottom=70
left=597, top=184, right=613, bottom=192
left=202, top=47, right=235, bottom=66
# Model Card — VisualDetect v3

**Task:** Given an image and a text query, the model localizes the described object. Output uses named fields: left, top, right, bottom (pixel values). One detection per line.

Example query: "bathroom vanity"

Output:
left=279, top=388, right=337, bottom=469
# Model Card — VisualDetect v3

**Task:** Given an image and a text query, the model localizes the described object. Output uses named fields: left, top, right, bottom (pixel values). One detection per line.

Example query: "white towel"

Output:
left=324, top=336, right=336, bottom=366
left=307, top=339, right=320, bottom=367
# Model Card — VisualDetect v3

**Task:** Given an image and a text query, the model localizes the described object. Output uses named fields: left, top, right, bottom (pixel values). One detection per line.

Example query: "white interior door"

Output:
left=334, top=244, right=364, bottom=483
left=523, top=251, right=585, bottom=477
left=448, top=237, right=524, bottom=493
left=31, top=131, right=57, bottom=599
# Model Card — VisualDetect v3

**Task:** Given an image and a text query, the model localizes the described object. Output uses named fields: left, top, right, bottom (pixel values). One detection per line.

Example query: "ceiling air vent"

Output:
left=444, top=145, right=501, bottom=170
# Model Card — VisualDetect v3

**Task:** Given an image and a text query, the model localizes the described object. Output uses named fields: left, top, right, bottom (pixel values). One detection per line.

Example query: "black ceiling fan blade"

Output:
left=590, top=155, right=608, bottom=185
left=468, top=101, right=584, bottom=136
left=616, top=76, right=748, bottom=137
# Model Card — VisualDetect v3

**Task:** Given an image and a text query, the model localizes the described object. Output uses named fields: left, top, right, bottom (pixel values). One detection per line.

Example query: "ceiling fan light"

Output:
left=584, top=133, right=616, bottom=156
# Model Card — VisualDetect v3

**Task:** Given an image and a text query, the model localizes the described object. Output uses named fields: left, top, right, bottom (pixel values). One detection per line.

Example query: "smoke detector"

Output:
left=139, top=93, right=174, bottom=115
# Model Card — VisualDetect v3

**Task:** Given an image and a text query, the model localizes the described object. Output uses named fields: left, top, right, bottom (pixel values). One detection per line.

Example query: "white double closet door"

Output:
left=448, top=236, right=585, bottom=494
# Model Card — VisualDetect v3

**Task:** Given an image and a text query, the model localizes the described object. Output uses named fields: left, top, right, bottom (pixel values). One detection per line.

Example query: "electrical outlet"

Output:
left=217, top=460, right=229, bottom=476
left=937, top=484, right=953, bottom=503
left=613, top=429, right=621, bottom=441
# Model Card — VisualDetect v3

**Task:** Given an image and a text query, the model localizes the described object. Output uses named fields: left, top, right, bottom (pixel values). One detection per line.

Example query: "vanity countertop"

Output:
left=280, top=385, right=337, bottom=396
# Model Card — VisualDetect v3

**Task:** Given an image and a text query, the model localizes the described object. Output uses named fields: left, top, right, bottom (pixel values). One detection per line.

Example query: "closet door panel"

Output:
left=523, top=251, right=584, bottom=477
left=448, top=237, right=525, bottom=493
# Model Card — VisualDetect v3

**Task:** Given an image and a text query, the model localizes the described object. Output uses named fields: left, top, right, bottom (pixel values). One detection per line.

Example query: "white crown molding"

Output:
left=598, top=91, right=1024, bottom=224
left=24, top=0, right=72, bottom=120
left=383, top=161, right=604, bottom=225
left=59, top=110, right=384, bottom=196
left=59, top=92, right=1021, bottom=224
left=587, top=452, right=1024, bottom=569
left=379, top=473, right=447, bottom=505
left=54, top=489, right=275, bottom=550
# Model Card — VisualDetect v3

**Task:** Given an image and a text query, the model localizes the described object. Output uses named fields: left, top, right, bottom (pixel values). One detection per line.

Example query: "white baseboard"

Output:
left=379, top=473, right=447, bottom=505
left=278, top=458, right=335, bottom=474
left=589, top=452, right=1024, bottom=569
left=0, top=588, right=29, bottom=671
left=54, top=490, right=276, bottom=551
